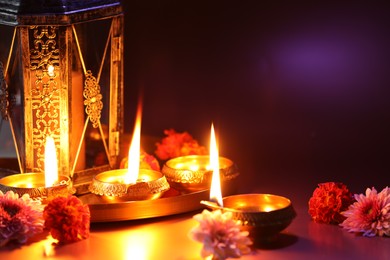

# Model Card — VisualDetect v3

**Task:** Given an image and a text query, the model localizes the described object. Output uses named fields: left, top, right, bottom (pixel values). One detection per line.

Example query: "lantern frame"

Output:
left=0, top=0, right=124, bottom=192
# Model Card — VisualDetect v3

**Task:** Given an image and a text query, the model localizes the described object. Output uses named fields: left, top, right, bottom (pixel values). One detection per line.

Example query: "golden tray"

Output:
left=79, top=189, right=209, bottom=222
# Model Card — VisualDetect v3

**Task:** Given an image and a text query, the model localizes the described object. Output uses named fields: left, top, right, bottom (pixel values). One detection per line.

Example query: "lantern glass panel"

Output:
left=0, top=24, right=25, bottom=169
left=71, top=18, right=114, bottom=170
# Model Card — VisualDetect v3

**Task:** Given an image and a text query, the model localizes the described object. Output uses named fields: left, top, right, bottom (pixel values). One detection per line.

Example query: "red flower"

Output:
left=308, top=182, right=354, bottom=224
left=155, top=129, right=208, bottom=161
left=43, top=195, right=90, bottom=244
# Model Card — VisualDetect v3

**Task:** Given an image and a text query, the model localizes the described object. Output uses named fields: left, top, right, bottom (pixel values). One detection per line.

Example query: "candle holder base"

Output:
left=203, top=194, right=296, bottom=240
left=162, top=155, right=239, bottom=193
left=0, top=173, right=74, bottom=203
left=89, top=169, right=170, bottom=202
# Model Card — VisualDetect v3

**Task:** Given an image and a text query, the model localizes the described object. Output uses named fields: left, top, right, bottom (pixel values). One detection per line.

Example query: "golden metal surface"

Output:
left=79, top=189, right=209, bottom=222
left=29, top=25, right=61, bottom=172
left=83, top=70, right=103, bottom=128
left=109, top=15, right=123, bottom=161
left=89, top=169, right=170, bottom=201
left=0, top=173, right=73, bottom=202
left=2, top=12, right=124, bottom=177
left=203, top=194, right=296, bottom=240
left=162, top=155, right=240, bottom=193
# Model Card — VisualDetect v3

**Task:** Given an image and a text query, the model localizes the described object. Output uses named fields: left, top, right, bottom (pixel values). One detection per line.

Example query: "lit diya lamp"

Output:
left=161, top=124, right=239, bottom=193
left=89, top=103, right=170, bottom=201
left=201, top=128, right=296, bottom=241
left=0, top=136, right=72, bottom=202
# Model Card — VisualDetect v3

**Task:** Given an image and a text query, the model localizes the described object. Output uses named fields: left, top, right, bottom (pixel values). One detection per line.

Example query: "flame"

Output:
left=47, top=65, right=55, bottom=77
left=44, top=136, right=58, bottom=187
left=124, top=103, right=142, bottom=184
left=43, top=235, right=56, bottom=257
left=209, top=123, right=223, bottom=207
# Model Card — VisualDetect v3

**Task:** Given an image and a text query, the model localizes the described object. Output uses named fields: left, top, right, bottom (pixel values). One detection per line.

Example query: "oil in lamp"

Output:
left=0, top=0, right=124, bottom=194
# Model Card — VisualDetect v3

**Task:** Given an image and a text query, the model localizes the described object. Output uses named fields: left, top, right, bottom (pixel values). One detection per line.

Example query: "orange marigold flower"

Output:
left=308, top=182, right=354, bottom=224
left=155, top=129, right=207, bottom=161
left=43, top=195, right=90, bottom=244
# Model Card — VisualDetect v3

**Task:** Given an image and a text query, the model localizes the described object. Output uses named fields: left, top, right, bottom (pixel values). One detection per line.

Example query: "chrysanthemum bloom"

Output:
left=189, top=209, right=252, bottom=260
left=155, top=129, right=208, bottom=161
left=43, top=195, right=90, bottom=244
left=308, top=182, right=354, bottom=224
left=340, top=187, right=390, bottom=237
left=0, top=191, right=44, bottom=247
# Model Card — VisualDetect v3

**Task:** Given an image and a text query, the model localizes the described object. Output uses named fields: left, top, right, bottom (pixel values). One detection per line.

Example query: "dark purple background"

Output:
left=122, top=1, right=390, bottom=202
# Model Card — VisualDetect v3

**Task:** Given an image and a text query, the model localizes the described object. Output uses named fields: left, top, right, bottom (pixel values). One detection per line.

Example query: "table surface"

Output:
left=0, top=188, right=389, bottom=260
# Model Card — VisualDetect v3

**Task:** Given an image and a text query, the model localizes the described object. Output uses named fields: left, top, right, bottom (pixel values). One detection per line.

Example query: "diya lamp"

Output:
left=0, top=136, right=72, bottom=202
left=161, top=124, right=239, bottom=193
left=89, top=103, right=170, bottom=201
left=201, top=127, right=296, bottom=241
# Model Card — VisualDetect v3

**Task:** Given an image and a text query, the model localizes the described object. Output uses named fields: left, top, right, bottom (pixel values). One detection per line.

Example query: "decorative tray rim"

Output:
left=79, top=189, right=209, bottom=222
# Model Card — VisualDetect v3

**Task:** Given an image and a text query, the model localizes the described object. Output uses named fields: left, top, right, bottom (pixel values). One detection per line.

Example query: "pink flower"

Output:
left=43, top=195, right=90, bottom=244
left=0, top=191, right=44, bottom=247
left=308, top=182, right=354, bottom=224
left=155, top=129, right=208, bottom=161
left=340, top=187, right=390, bottom=237
left=189, top=209, right=252, bottom=260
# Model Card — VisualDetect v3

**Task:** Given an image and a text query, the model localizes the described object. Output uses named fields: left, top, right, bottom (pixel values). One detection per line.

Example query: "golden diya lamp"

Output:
left=89, top=103, right=170, bottom=202
left=161, top=125, right=239, bottom=193
left=0, top=137, right=73, bottom=202
left=201, top=126, right=296, bottom=241
left=201, top=194, right=296, bottom=241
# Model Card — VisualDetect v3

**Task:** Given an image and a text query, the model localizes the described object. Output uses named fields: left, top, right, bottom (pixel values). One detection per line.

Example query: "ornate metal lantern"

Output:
left=0, top=0, right=124, bottom=191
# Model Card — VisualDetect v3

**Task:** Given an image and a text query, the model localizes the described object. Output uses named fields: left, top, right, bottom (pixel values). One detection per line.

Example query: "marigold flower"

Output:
left=155, top=129, right=208, bottom=161
left=340, top=187, right=390, bottom=237
left=189, top=209, right=252, bottom=260
left=43, top=195, right=90, bottom=244
left=0, top=191, right=44, bottom=247
left=308, top=182, right=354, bottom=224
